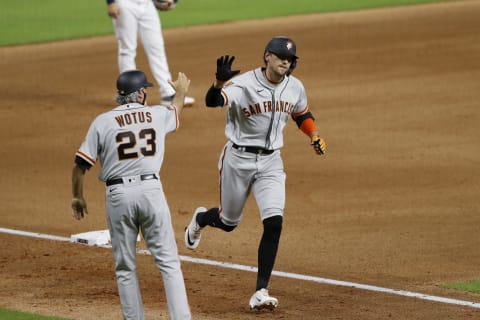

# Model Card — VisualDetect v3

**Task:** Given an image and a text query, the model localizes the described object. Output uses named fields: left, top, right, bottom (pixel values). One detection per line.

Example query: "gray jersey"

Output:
left=220, top=67, right=308, bottom=150
left=75, top=101, right=191, bottom=319
left=76, top=103, right=178, bottom=181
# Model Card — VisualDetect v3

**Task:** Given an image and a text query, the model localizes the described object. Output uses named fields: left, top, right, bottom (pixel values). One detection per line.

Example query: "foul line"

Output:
left=2, top=227, right=480, bottom=309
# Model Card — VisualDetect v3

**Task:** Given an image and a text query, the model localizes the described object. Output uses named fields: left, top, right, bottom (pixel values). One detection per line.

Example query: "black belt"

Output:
left=106, top=174, right=158, bottom=186
left=232, top=143, right=274, bottom=155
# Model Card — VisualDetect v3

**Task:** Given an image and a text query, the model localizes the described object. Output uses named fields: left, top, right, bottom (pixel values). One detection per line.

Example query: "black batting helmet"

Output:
left=264, top=36, right=298, bottom=74
left=116, top=70, right=154, bottom=96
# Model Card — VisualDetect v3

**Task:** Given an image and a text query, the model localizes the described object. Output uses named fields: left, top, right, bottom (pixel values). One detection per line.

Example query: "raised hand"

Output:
left=216, top=55, right=241, bottom=82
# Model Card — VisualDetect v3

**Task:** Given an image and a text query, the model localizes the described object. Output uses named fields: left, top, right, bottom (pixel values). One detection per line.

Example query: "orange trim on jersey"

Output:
left=292, top=105, right=309, bottom=118
left=300, top=118, right=318, bottom=136
left=221, top=90, right=229, bottom=106
left=76, top=151, right=95, bottom=166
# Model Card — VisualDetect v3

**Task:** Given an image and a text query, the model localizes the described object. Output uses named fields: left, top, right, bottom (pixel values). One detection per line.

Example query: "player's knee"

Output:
left=263, top=215, right=283, bottom=239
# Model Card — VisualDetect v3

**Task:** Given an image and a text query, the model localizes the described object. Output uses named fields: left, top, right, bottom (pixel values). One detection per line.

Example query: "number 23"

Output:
left=116, top=128, right=156, bottom=160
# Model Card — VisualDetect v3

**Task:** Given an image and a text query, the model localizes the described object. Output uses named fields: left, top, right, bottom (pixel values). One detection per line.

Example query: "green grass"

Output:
left=0, top=309, right=70, bottom=320
left=0, top=0, right=450, bottom=46
left=443, top=280, right=480, bottom=294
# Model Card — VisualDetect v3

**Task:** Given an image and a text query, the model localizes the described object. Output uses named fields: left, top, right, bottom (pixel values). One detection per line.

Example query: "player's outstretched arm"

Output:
left=168, top=72, right=191, bottom=114
left=205, top=55, right=240, bottom=107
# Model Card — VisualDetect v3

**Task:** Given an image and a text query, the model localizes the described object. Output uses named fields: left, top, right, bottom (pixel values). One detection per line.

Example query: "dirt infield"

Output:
left=1, top=1, right=480, bottom=319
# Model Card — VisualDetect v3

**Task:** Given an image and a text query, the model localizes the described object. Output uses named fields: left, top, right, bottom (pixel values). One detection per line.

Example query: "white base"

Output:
left=70, top=229, right=141, bottom=247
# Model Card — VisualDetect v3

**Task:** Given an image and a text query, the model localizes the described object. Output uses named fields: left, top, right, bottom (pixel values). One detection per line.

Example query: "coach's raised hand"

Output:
left=168, top=72, right=191, bottom=113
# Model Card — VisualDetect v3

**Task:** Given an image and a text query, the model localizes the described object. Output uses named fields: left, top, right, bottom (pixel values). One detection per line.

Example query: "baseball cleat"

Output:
left=184, top=96, right=195, bottom=107
left=160, top=95, right=195, bottom=107
left=249, top=288, right=278, bottom=311
left=184, top=207, right=206, bottom=250
left=160, top=94, right=175, bottom=106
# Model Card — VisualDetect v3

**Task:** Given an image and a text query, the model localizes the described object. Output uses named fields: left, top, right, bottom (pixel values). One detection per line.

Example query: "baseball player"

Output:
left=184, top=36, right=326, bottom=310
left=71, top=70, right=192, bottom=320
left=106, top=0, right=195, bottom=106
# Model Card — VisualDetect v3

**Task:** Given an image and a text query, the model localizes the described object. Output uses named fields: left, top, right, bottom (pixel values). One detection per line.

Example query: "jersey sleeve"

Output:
left=222, top=82, right=245, bottom=107
left=292, top=80, right=309, bottom=116
left=155, top=105, right=179, bottom=133
left=75, top=119, right=100, bottom=167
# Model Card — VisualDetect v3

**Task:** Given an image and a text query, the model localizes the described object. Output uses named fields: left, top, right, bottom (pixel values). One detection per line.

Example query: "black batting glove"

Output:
left=216, top=55, right=240, bottom=81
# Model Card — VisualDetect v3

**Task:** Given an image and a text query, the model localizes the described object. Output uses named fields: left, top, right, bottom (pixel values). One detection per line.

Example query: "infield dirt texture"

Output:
left=1, top=1, right=480, bottom=319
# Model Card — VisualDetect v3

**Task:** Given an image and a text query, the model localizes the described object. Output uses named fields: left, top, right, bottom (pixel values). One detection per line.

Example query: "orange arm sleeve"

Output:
left=299, top=118, right=318, bottom=137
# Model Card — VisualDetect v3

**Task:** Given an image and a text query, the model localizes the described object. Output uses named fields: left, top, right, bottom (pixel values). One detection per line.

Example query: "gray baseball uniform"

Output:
left=76, top=102, right=190, bottom=319
left=217, top=67, right=309, bottom=225
left=184, top=38, right=324, bottom=311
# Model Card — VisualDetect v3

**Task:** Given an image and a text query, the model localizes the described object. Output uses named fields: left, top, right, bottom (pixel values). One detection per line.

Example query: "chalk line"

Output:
left=2, top=227, right=480, bottom=309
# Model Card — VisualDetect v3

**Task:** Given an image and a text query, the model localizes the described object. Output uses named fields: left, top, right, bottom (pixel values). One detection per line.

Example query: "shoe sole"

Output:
left=250, top=302, right=277, bottom=311
left=184, top=207, right=206, bottom=250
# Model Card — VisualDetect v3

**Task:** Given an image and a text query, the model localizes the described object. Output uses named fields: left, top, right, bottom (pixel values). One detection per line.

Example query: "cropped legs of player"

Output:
left=185, top=36, right=326, bottom=310
left=106, top=0, right=195, bottom=107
